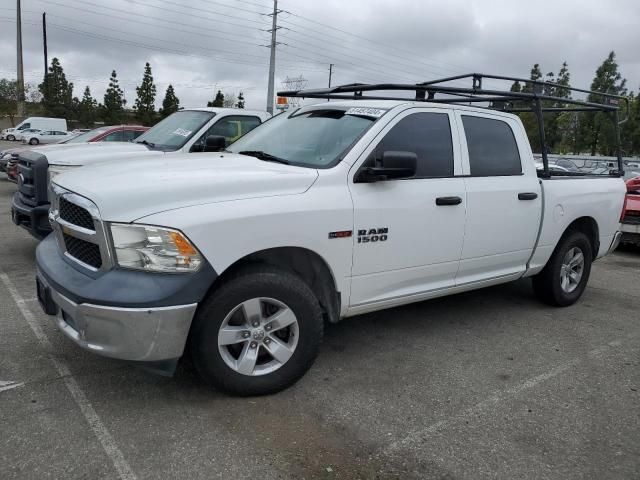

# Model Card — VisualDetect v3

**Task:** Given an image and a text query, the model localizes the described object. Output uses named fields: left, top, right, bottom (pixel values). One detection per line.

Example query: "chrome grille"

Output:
left=59, top=196, right=95, bottom=231
left=50, top=185, right=112, bottom=272
left=63, top=234, right=102, bottom=269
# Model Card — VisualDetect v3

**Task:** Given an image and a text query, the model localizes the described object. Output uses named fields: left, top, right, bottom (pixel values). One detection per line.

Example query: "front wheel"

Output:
left=7, top=134, right=15, bottom=141
left=190, top=266, right=324, bottom=396
left=29, top=138, right=38, bottom=145
left=532, top=231, right=593, bottom=307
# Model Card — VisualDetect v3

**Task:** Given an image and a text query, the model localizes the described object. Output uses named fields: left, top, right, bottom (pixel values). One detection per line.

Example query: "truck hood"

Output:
left=54, top=153, right=319, bottom=222
left=35, top=142, right=160, bottom=166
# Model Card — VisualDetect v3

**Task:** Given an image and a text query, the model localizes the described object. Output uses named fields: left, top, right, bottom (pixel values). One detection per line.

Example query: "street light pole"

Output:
left=265, top=0, right=278, bottom=114
left=16, top=0, right=26, bottom=118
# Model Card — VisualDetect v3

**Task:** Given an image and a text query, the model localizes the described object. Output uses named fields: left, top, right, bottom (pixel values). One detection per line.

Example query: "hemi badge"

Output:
left=328, top=230, right=352, bottom=239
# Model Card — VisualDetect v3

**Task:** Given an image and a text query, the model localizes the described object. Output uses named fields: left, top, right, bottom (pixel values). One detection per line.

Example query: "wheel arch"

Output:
left=211, top=247, right=341, bottom=324
left=561, top=216, right=599, bottom=259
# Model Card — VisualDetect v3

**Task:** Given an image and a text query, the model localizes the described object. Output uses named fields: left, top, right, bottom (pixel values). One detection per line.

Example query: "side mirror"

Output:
left=355, top=151, right=417, bottom=183
left=204, top=135, right=226, bottom=152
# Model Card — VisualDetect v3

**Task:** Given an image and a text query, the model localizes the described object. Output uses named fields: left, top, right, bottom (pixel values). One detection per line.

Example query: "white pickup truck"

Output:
left=11, top=107, right=269, bottom=238
left=34, top=85, right=626, bottom=395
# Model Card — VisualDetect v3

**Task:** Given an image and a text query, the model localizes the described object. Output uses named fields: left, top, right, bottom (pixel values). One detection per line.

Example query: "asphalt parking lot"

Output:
left=1, top=157, right=639, bottom=480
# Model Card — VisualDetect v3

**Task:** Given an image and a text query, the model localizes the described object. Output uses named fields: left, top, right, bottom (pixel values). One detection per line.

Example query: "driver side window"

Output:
left=192, top=116, right=261, bottom=151
left=368, top=112, right=454, bottom=178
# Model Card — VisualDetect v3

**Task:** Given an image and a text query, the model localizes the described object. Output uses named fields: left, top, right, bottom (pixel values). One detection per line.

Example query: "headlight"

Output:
left=110, top=223, right=203, bottom=273
left=48, top=165, right=78, bottom=184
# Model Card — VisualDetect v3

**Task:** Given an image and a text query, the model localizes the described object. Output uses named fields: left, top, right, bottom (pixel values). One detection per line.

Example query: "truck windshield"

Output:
left=227, top=108, right=380, bottom=168
left=135, top=110, right=216, bottom=151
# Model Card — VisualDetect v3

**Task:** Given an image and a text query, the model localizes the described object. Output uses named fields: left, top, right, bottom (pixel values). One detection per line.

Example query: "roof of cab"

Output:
left=296, top=99, right=520, bottom=119
left=183, top=107, right=269, bottom=116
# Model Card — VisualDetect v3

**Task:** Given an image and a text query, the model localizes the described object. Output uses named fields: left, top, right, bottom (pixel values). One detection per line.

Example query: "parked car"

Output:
left=621, top=176, right=640, bottom=246
left=22, top=130, right=72, bottom=145
left=13, top=128, right=42, bottom=142
left=1, top=117, right=67, bottom=141
left=34, top=88, right=625, bottom=395
left=1, top=125, right=149, bottom=174
left=12, top=108, right=268, bottom=238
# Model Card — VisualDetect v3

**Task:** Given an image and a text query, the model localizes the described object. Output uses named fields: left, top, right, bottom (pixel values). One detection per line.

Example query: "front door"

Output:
left=348, top=108, right=467, bottom=311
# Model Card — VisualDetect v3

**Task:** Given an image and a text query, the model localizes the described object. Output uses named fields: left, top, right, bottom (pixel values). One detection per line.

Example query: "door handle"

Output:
left=435, top=196, right=462, bottom=206
left=518, top=192, right=538, bottom=200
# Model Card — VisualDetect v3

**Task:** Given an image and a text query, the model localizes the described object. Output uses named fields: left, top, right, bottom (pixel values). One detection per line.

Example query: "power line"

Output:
left=32, top=0, right=263, bottom=34
left=280, top=23, right=463, bottom=79
left=278, top=7, right=473, bottom=74
left=0, top=17, right=326, bottom=73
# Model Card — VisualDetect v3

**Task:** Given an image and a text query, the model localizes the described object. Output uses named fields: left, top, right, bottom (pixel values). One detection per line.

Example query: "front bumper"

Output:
left=36, top=235, right=217, bottom=362
left=11, top=192, right=52, bottom=239
left=37, top=273, right=197, bottom=361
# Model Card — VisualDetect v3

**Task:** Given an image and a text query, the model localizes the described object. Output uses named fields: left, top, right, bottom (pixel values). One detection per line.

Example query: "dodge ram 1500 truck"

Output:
left=34, top=76, right=626, bottom=395
left=11, top=107, right=269, bottom=238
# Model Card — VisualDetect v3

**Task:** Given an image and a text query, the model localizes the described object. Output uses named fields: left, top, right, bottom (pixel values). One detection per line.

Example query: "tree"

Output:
left=223, top=93, right=237, bottom=108
left=207, top=90, right=224, bottom=107
left=103, top=70, right=126, bottom=125
left=160, top=84, right=180, bottom=118
left=583, top=51, right=627, bottom=155
left=76, top=86, right=98, bottom=127
left=134, top=62, right=157, bottom=126
left=235, top=91, right=245, bottom=109
left=38, top=58, right=74, bottom=119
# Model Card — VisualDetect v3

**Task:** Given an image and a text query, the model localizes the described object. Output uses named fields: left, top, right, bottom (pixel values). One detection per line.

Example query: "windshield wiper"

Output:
left=238, top=150, right=290, bottom=165
left=137, top=139, right=156, bottom=148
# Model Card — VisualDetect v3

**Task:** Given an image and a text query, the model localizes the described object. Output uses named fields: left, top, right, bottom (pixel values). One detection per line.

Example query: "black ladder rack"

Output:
left=278, top=73, right=628, bottom=178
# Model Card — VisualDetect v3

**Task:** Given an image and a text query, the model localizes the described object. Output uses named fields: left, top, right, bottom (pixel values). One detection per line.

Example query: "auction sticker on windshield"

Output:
left=172, top=128, right=192, bottom=137
left=345, top=107, right=386, bottom=118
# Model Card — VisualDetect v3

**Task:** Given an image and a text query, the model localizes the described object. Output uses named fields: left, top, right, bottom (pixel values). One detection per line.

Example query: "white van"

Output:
left=1, top=117, right=67, bottom=141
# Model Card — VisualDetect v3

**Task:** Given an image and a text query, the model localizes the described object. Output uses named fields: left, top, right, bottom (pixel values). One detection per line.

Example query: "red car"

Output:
left=4, top=125, right=148, bottom=183
left=621, top=176, right=640, bottom=246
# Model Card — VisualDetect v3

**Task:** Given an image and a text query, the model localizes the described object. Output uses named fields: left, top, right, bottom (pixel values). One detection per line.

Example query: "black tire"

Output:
left=29, top=138, right=38, bottom=145
left=189, top=265, right=324, bottom=396
left=7, top=134, right=15, bottom=141
left=532, top=230, right=593, bottom=307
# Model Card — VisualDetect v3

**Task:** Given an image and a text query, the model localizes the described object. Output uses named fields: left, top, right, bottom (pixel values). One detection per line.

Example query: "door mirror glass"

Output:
left=204, top=135, right=226, bottom=152
left=355, top=151, right=417, bottom=183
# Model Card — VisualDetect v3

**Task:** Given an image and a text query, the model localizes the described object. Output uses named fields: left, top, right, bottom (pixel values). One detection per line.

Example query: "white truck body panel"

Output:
left=52, top=100, right=626, bottom=319
left=38, top=108, right=270, bottom=167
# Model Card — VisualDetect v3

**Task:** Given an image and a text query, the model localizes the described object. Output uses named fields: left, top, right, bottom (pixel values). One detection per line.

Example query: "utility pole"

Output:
left=16, top=0, right=26, bottom=118
left=328, top=64, right=334, bottom=101
left=265, top=0, right=279, bottom=114
left=43, top=12, right=48, bottom=79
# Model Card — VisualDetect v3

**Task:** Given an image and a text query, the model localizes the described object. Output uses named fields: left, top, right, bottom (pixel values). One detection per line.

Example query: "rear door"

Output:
left=454, top=111, right=541, bottom=284
left=348, top=108, right=467, bottom=310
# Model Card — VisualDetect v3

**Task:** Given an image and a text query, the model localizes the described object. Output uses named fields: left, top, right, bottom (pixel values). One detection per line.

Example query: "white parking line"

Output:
left=0, top=380, right=25, bottom=393
left=385, top=339, right=624, bottom=454
left=0, top=272, right=137, bottom=480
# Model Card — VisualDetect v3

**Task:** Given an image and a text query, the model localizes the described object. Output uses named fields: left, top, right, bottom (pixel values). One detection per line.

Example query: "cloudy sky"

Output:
left=1, top=0, right=638, bottom=111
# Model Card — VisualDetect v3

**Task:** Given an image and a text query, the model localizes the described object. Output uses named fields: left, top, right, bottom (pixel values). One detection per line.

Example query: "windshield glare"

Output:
left=135, top=110, right=216, bottom=151
left=227, top=108, right=377, bottom=167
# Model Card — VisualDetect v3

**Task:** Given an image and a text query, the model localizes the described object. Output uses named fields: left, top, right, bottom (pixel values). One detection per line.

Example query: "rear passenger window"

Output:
left=462, top=116, right=522, bottom=176
left=375, top=112, right=454, bottom=178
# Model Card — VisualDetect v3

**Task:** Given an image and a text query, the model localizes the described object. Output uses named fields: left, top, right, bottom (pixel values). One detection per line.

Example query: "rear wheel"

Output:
left=190, top=266, right=323, bottom=396
left=29, top=138, right=38, bottom=145
left=532, top=230, right=592, bottom=306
